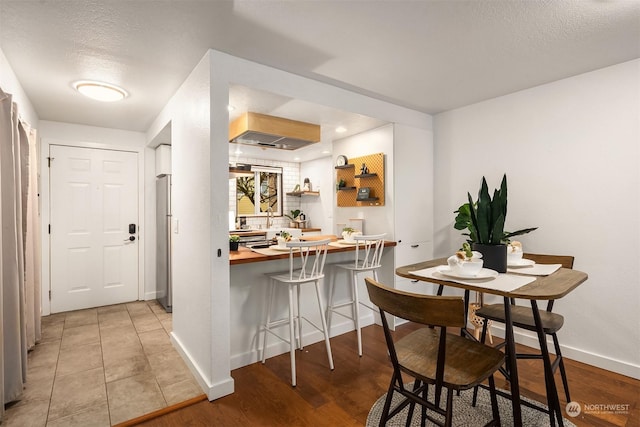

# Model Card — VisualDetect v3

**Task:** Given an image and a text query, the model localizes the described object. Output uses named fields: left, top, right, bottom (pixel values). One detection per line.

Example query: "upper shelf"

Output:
left=286, top=191, right=320, bottom=197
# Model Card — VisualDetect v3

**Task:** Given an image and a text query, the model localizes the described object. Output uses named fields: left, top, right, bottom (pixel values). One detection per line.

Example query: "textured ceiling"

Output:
left=1, top=0, right=639, bottom=133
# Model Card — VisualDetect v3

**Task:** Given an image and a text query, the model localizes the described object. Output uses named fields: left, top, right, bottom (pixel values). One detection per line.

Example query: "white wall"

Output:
left=37, top=121, right=149, bottom=314
left=433, top=59, right=640, bottom=378
left=0, top=47, right=38, bottom=127
left=300, top=156, right=333, bottom=232
left=332, top=125, right=395, bottom=236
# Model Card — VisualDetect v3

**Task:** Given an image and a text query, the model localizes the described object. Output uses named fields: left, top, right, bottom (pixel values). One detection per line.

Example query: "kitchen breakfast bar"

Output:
left=227, top=236, right=397, bottom=370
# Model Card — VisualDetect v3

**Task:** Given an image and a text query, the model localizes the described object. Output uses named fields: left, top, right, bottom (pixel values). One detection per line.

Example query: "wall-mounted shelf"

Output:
left=336, top=152, right=385, bottom=207
left=286, top=191, right=320, bottom=197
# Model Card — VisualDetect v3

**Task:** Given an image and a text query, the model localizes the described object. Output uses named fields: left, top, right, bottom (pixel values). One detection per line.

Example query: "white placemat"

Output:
left=251, top=247, right=295, bottom=256
left=409, top=267, right=536, bottom=293
left=329, top=241, right=355, bottom=248
left=507, top=263, right=561, bottom=276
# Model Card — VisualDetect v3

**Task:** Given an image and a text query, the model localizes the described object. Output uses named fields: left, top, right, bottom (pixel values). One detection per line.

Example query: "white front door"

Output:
left=50, top=145, right=139, bottom=313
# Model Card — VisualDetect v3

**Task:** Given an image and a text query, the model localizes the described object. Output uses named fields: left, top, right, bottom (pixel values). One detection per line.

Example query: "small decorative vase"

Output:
left=229, top=241, right=239, bottom=251
left=471, top=243, right=507, bottom=273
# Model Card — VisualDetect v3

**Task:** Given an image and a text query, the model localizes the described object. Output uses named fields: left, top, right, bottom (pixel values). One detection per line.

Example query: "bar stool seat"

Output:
left=326, top=233, right=385, bottom=356
left=260, top=239, right=334, bottom=387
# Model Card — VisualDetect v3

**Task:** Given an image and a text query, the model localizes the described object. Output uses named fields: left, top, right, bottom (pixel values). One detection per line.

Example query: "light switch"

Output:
left=172, top=218, right=179, bottom=234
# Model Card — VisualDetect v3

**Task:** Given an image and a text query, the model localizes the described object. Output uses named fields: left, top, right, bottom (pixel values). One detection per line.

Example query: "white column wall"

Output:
left=433, top=59, right=640, bottom=378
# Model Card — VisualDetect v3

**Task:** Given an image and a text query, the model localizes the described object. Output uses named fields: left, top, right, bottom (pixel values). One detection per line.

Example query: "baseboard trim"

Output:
left=112, top=394, right=207, bottom=426
left=170, top=332, right=235, bottom=400
left=488, top=324, right=640, bottom=380
left=230, top=313, right=375, bottom=370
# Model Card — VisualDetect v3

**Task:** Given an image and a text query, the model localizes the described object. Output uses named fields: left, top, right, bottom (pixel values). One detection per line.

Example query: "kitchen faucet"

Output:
left=266, top=206, right=273, bottom=229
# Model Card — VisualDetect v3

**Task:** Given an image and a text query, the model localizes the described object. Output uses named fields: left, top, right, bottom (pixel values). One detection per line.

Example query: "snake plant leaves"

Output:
left=456, top=174, right=537, bottom=245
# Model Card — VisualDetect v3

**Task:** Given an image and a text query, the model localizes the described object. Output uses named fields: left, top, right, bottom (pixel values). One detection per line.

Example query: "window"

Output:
left=235, top=165, right=282, bottom=217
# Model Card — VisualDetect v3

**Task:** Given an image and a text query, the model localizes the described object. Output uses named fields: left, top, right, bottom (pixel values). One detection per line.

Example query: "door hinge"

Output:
left=48, top=224, right=51, bottom=234
left=47, top=156, right=54, bottom=167
left=49, top=290, right=51, bottom=300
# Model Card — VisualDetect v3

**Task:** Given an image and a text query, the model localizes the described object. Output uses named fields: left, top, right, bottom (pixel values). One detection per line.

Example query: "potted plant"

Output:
left=454, top=174, right=537, bottom=272
left=341, top=226, right=362, bottom=243
left=229, top=234, right=241, bottom=251
left=285, top=209, right=302, bottom=228
left=277, top=230, right=292, bottom=248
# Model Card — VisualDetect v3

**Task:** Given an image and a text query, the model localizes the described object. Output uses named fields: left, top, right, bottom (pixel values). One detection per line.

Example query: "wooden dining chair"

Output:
left=365, top=278, right=504, bottom=427
left=326, top=233, right=386, bottom=356
left=260, top=239, right=334, bottom=387
left=473, top=253, right=575, bottom=403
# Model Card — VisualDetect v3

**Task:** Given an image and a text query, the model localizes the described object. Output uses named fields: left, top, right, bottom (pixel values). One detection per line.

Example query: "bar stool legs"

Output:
left=327, top=266, right=379, bottom=357
left=260, top=278, right=334, bottom=387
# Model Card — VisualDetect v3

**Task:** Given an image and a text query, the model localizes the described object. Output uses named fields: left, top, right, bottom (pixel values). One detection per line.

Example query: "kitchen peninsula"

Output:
left=228, top=235, right=396, bottom=370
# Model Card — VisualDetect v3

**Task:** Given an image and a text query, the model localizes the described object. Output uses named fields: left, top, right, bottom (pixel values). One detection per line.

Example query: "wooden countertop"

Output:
left=230, top=235, right=396, bottom=265
left=229, top=228, right=322, bottom=237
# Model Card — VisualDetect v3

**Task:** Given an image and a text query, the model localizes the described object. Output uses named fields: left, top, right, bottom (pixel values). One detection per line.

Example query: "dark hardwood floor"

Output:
left=137, top=323, right=639, bottom=426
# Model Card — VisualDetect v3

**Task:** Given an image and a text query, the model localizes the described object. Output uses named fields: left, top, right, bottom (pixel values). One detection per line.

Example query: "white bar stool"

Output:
left=260, top=239, right=334, bottom=387
left=326, top=233, right=386, bottom=356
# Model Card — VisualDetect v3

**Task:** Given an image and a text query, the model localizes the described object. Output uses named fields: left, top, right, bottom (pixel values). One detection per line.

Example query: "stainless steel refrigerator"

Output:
left=156, top=174, right=172, bottom=312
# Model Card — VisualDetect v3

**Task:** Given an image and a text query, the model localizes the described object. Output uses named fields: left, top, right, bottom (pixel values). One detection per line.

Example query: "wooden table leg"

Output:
left=503, top=298, right=523, bottom=425
left=531, top=300, right=564, bottom=427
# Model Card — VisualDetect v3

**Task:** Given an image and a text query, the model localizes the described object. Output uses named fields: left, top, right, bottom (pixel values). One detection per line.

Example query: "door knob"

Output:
left=124, top=236, right=135, bottom=242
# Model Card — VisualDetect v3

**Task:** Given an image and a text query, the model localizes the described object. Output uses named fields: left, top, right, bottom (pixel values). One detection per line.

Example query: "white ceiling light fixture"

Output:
left=73, top=80, right=128, bottom=102
left=335, top=126, right=347, bottom=133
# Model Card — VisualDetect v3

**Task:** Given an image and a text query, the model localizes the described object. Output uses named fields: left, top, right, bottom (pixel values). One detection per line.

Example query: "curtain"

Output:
left=24, top=123, right=41, bottom=350
left=0, top=86, right=41, bottom=419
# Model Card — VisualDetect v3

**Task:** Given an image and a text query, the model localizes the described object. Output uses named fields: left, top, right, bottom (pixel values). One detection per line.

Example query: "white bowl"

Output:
left=342, top=231, right=362, bottom=243
left=507, top=251, right=523, bottom=263
left=447, top=256, right=484, bottom=277
left=455, top=259, right=484, bottom=276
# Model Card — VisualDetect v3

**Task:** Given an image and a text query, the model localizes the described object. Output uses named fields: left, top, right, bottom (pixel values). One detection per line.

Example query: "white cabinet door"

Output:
left=393, top=125, right=433, bottom=245
left=394, top=240, right=436, bottom=294
left=395, top=240, right=433, bottom=266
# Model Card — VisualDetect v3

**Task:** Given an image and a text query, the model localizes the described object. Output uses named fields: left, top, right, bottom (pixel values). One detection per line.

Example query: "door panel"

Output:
left=50, top=145, right=138, bottom=313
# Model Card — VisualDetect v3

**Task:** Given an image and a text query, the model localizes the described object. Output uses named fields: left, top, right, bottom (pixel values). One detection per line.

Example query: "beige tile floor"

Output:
left=2, top=300, right=203, bottom=426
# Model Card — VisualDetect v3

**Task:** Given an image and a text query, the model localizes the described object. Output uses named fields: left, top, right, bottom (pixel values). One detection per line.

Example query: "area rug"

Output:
left=366, top=385, right=576, bottom=427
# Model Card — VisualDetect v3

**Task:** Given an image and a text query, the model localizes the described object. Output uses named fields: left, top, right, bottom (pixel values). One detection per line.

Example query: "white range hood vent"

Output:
left=229, top=112, right=320, bottom=150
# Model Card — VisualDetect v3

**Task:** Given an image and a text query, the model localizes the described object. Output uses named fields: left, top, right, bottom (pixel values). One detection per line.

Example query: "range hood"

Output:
left=229, top=112, right=320, bottom=150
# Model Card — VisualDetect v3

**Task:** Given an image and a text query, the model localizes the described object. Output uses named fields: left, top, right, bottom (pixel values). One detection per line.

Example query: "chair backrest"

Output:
left=286, top=239, right=330, bottom=281
left=523, top=253, right=574, bottom=311
left=523, top=253, right=574, bottom=269
left=365, top=277, right=465, bottom=328
left=352, top=233, right=386, bottom=270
